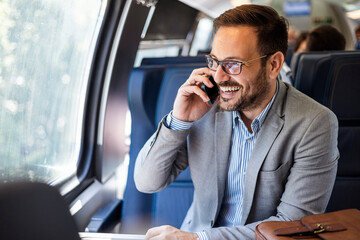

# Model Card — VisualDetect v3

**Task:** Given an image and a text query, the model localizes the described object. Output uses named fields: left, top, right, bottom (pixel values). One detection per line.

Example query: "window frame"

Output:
left=61, top=0, right=127, bottom=202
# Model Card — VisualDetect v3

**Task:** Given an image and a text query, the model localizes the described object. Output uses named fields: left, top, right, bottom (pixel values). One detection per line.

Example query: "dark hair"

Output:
left=293, top=31, right=309, bottom=52
left=355, top=25, right=360, bottom=34
left=306, top=25, right=346, bottom=51
left=213, top=4, right=289, bottom=59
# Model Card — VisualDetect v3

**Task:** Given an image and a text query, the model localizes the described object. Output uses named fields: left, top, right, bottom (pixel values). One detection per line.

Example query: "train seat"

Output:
left=141, top=56, right=205, bottom=66
left=294, top=51, right=360, bottom=211
left=122, top=60, right=205, bottom=233
left=291, top=51, right=359, bottom=87
left=121, top=66, right=165, bottom=234
left=285, top=44, right=293, bottom=66
left=290, top=52, right=304, bottom=80
left=152, top=65, right=207, bottom=227
left=0, top=182, right=80, bottom=240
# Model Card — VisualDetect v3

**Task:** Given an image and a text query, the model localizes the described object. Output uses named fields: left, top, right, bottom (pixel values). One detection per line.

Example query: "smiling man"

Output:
left=134, top=4, right=339, bottom=240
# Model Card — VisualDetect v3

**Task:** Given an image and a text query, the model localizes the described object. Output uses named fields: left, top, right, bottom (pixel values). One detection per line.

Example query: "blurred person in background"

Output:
left=293, top=31, right=308, bottom=53
left=355, top=25, right=360, bottom=50
left=306, top=25, right=345, bottom=51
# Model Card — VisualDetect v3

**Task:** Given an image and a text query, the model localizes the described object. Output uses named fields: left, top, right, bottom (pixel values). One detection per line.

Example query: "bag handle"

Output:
left=274, top=223, right=346, bottom=237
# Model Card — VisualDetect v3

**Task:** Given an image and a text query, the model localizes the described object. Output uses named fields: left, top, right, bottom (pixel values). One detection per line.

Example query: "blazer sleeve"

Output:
left=134, top=118, right=190, bottom=193
left=203, top=108, right=339, bottom=240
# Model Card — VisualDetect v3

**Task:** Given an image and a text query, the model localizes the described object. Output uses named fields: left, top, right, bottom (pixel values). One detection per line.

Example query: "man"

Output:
left=293, top=31, right=308, bottom=53
left=287, top=27, right=298, bottom=46
left=354, top=25, right=360, bottom=50
left=134, top=4, right=339, bottom=240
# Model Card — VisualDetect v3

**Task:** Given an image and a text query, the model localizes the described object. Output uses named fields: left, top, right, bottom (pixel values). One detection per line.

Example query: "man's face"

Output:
left=210, top=26, right=272, bottom=112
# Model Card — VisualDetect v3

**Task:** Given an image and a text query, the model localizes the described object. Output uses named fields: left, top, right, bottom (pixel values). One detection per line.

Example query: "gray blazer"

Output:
left=134, top=81, right=339, bottom=239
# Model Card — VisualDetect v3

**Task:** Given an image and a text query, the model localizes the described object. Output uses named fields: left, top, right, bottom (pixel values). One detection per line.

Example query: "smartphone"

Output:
left=201, top=76, right=219, bottom=105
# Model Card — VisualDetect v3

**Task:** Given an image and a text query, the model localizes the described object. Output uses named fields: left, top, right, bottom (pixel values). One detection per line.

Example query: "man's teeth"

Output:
left=220, top=86, right=240, bottom=92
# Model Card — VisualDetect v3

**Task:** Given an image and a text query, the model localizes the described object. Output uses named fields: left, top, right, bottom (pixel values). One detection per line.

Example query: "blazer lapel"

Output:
left=240, top=81, right=287, bottom=225
left=213, top=110, right=233, bottom=219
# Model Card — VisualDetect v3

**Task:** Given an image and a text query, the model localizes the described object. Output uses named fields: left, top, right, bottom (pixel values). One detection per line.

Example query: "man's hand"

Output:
left=145, top=225, right=199, bottom=240
left=172, top=68, right=217, bottom=123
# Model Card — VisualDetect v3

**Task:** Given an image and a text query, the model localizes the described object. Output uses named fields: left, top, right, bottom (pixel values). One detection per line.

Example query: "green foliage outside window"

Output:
left=0, top=0, right=106, bottom=184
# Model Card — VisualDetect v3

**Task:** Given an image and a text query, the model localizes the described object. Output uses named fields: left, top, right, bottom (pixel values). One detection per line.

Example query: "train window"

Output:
left=0, top=0, right=106, bottom=184
left=189, top=16, right=213, bottom=55
left=133, top=0, right=201, bottom=66
left=134, top=41, right=181, bottom=67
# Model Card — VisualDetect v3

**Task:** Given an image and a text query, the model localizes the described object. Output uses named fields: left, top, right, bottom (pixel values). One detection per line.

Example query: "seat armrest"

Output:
left=86, top=199, right=122, bottom=232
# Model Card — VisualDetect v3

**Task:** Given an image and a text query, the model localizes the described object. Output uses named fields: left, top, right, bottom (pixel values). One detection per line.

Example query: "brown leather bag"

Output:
left=255, top=209, right=360, bottom=240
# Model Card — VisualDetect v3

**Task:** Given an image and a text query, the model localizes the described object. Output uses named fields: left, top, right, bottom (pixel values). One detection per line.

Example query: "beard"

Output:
left=219, top=66, right=271, bottom=112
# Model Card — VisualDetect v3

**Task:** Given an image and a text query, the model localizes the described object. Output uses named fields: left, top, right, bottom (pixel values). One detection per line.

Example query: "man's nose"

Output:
left=214, top=65, right=230, bottom=83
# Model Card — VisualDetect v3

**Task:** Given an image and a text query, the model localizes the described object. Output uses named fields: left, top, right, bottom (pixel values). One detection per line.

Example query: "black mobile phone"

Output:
left=201, top=76, right=219, bottom=105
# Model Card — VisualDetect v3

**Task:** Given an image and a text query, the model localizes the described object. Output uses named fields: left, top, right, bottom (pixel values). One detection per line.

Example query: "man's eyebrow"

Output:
left=209, top=53, right=244, bottom=61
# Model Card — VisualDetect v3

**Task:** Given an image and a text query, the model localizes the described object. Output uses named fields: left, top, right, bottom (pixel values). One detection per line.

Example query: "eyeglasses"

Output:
left=204, top=54, right=268, bottom=75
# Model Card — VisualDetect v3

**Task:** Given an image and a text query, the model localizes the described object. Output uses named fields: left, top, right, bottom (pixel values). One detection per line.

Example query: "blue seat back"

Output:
left=152, top=65, right=205, bottom=227
left=121, top=66, right=164, bottom=233
left=122, top=58, right=205, bottom=233
left=141, top=56, right=205, bottom=66
left=294, top=51, right=360, bottom=211
left=285, top=44, right=293, bottom=66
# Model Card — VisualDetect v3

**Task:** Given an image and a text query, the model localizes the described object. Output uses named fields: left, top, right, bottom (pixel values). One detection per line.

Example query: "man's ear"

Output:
left=268, top=51, right=284, bottom=79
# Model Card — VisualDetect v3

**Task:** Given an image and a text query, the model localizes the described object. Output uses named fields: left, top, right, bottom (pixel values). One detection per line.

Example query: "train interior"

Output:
left=0, top=0, right=360, bottom=239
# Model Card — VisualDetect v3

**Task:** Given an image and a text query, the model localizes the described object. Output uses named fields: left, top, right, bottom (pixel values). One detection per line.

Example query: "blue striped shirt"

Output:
left=216, top=85, right=278, bottom=227
left=165, top=83, right=279, bottom=239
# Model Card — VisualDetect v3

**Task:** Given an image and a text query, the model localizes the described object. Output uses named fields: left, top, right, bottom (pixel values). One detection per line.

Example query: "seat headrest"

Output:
left=294, top=51, right=360, bottom=120
left=0, top=182, right=80, bottom=240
